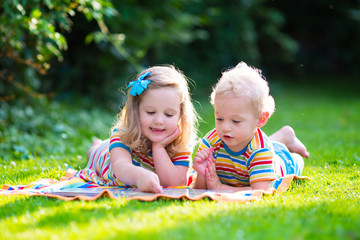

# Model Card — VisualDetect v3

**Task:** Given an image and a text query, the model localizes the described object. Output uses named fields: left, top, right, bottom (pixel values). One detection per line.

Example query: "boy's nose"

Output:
left=222, top=121, right=231, bottom=132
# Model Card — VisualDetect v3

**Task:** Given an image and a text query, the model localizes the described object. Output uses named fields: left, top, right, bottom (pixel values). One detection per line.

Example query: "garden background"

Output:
left=1, top=1, right=360, bottom=239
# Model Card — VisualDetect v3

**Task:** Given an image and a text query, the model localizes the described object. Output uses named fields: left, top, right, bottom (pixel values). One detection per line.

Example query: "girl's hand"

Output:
left=205, top=154, right=222, bottom=190
left=136, top=170, right=163, bottom=193
left=153, top=126, right=180, bottom=149
left=193, top=147, right=213, bottom=176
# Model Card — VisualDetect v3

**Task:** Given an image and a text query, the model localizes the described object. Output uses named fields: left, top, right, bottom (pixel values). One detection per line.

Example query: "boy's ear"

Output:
left=257, top=112, right=269, bottom=128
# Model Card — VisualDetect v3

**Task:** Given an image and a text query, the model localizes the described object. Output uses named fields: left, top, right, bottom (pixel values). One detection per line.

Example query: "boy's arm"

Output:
left=192, top=148, right=213, bottom=189
left=206, top=179, right=271, bottom=192
left=193, top=174, right=207, bottom=189
left=205, top=155, right=271, bottom=191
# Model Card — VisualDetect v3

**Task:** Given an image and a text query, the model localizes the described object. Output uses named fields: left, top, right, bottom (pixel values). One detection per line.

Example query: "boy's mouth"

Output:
left=223, top=135, right=233, bottom=140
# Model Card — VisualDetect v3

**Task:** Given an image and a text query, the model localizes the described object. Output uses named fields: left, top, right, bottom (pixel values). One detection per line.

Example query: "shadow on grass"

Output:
left=0, top=195, right=66, bottom=219
left=0, top=196, right=184, bottom=229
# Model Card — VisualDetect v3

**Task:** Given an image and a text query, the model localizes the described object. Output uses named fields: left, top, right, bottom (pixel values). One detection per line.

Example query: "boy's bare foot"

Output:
left=87, top=139, right=103, bottom=160
left=270, top=126, right=310, bottom=159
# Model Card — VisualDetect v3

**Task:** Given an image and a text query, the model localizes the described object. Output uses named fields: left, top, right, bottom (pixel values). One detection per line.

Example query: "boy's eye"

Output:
left=233, top=120, right=241, bottom=123
left=216, top=118, right=223, bottom=121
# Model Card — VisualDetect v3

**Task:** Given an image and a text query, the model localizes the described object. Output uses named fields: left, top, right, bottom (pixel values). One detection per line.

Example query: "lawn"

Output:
left=1, top=77, right=359, bottom=239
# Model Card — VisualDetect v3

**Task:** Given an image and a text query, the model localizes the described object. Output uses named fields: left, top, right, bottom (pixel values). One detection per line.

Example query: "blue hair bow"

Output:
left=127, top=71, right=151, bottom=96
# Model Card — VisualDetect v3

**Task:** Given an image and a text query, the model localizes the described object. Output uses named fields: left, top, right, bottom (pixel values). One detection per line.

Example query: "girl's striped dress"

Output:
left=76, top=129, right=192, bottom=186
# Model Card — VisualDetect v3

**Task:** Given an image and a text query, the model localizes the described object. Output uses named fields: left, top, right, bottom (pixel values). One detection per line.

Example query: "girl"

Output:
left=76, top=65, right=198, bottom=193
left=193, top=62, right=309, bottom=191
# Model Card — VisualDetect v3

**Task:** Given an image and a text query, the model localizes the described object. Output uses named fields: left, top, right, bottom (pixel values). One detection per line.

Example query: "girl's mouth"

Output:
left=150, top=127, right=165, bottom=133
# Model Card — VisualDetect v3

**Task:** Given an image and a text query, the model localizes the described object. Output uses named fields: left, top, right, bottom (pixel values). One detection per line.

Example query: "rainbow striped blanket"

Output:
left=0, top=170, right=308, bottom=202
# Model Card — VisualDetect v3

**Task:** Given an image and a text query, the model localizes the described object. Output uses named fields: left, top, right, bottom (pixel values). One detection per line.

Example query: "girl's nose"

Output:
left=154, top=114, right=164, bottom=124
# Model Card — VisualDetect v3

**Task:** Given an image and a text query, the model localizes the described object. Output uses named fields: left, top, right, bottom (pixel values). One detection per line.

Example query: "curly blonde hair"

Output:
left=113, top=65, right=198, bottom=157
left=211, top=61, right=275, bottom=118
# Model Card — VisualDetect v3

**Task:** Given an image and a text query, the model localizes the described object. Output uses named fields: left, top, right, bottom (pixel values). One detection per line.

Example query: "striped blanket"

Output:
left=0, top=169, right=308, bottom=202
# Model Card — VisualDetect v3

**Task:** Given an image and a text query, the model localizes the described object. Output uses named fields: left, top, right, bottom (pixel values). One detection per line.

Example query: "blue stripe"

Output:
left=217, top=152, right=232, bottom=160
left=109, top=142, right=131, bottom=153
left=173, top=161, right=190, bottom=167
left=223, top=142, right=247, bottom=156
left=202, top=139, right=211, bottom=148
left=132, top=159, right=141, bottom=166
left=251, top=168, right=274, bottom=175
left=218, top=173, right=235, bottom=180
left=272, top=177, right=283, bottom=189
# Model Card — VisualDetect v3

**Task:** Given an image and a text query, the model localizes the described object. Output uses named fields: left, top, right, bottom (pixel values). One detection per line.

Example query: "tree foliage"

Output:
left=0, top=0, right=119, bottom=101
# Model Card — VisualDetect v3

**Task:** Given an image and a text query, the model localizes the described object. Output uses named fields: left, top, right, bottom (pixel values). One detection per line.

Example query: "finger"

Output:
left=156, top=186, right=163, bottom=194
left=152, top=174, right=163, bottom=193
left=161, top=126, right=180, bottom=146
left=207, top=159, right=216, bottom=173
left=205, top=167, right=213, bottom=182
left=196, top=151, right=207, bottom=163
left=205, top=167, right=210, bottom=179
left=148, top=180, right=162, bottom=193
left=207, top=147, right=213, bottom=161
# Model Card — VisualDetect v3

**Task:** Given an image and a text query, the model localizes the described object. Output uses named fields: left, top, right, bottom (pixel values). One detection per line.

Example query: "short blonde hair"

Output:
left=113, top=65, right=198, bottom=157
left=211, top=62, right=275, bottom=117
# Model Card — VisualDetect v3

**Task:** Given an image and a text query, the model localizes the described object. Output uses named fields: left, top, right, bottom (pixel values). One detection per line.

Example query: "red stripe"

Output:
left=249, top=160, right=273, bottom=168
left=208, top=129, right=217, bottom=139
left=139, top=155, right=154, bottom=168
left=110, top=137, right=120, bottom=144
left=100, top=152, right=106, bottom=170
left=172, top=156, right=189, bottom=161
left=257, top=128, right=264, bottom=148
left=102, top=164, right=109, bottom=177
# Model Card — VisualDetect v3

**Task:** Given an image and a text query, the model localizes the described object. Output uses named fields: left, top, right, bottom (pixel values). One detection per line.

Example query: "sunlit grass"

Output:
left=1, top=80, right=360, bottom=239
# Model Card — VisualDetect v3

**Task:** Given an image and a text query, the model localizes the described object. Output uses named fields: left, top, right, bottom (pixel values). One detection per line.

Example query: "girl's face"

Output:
left=214, top=93, right=260, bottom=152
left=139, top=87, right=181, bottom=143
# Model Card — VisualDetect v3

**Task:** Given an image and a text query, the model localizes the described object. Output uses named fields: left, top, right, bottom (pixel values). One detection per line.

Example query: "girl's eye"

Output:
left=216, top=118, right=223, bottom=121
left=165, top=113, right=174, bottom=117
left=146, top=111, right=155, bottom=115
left=233, top=120, right=241, bottom=124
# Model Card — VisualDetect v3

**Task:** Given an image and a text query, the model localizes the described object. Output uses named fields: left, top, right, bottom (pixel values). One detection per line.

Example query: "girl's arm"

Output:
left=152, top=145, right=188, bottom=187
left=151, top=126, right=188, bottom=186
left=110, top=147, right=162, bottom=193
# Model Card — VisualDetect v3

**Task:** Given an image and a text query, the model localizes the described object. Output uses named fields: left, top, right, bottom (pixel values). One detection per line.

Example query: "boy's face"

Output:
left=139, top=87, right=180, bottom=144
left=214, top=94, right=260, bottom=152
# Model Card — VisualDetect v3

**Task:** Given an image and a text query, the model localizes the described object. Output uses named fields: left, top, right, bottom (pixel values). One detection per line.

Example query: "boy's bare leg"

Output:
left=269, top=126, right=310, bottom=159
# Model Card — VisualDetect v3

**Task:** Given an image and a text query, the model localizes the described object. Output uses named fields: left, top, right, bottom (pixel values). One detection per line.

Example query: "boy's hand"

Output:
left=136, top=170, right=163, bottom=193
left=205, top=153, right=222, bottom=190
left=193, top=147, right=213, bottom=176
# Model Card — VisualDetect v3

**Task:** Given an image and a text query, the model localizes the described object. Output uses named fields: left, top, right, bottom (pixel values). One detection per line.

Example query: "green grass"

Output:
left=1, top=79, right=360, bottom=239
